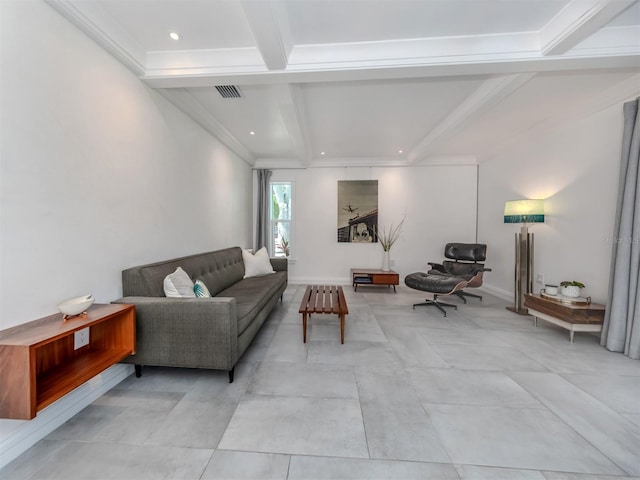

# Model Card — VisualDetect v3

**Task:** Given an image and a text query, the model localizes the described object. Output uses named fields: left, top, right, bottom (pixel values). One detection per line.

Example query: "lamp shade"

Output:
left=504, top=199, right=545, bottom=224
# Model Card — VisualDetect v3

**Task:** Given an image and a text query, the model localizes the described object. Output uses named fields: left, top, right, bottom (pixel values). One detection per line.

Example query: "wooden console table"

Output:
left=524, top=293, right=605, bottom=343
left=351, top=268, right=399, bottom=292
left=0, top=303, right=135, bottom=419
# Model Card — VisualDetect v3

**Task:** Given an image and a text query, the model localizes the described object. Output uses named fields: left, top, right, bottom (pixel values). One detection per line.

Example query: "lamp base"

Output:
left=506, top=306, right=529, bottom=316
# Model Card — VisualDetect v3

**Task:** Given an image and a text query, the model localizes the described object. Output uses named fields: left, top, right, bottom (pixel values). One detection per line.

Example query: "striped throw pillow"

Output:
left=194, top=279, right=211, bottom=298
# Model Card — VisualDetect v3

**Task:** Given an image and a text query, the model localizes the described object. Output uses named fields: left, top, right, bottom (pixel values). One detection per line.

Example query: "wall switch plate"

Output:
left=536, top=273, right=544, bottom=284
left=74, top=328, right=90, bottom=350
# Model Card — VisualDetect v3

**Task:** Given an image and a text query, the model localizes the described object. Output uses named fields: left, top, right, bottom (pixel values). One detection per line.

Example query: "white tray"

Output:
left=540, top=290, right=591, bottom=305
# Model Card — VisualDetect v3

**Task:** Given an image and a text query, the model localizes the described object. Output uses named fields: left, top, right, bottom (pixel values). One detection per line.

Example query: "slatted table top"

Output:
left=299, top=285, right=349, bottom=315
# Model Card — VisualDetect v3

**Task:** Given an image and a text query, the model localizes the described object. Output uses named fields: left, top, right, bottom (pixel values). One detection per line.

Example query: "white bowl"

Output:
left=57, top=295, right=94, bottom=316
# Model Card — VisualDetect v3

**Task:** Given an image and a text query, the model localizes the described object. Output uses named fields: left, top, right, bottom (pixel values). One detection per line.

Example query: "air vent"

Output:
left=215, top=85, right=242, bottom=98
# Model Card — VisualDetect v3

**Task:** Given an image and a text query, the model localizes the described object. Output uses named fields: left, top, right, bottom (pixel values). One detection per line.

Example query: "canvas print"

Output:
left=337, top=180, right=378, bottom=243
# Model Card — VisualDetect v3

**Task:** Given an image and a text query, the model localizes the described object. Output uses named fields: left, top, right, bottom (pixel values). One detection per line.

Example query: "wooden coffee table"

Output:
left=299, top=285, right=349, bottom=344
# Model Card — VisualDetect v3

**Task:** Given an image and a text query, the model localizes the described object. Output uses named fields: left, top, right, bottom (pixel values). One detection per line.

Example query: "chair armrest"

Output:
left=465, top=271, right=485, bottom=288
left=427, top=262, right=445, bottom=273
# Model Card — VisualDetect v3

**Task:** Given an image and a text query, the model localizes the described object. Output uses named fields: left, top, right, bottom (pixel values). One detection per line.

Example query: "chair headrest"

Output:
left=444, top=243, right=487, bottom=262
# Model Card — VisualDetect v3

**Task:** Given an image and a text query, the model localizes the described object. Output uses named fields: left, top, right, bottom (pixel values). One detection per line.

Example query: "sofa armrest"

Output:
left=270, top=257, right=288, bottom=273
left=112, top=296, right=239, bottom=369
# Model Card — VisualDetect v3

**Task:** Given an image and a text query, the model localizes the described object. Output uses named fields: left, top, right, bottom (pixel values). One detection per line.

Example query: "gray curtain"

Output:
left=255, top=169, right=272, bottom=253
left=601, top=98, right=640, bottom=359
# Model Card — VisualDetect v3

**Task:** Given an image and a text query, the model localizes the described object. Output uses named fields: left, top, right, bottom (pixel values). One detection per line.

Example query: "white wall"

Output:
left=0, top=0, right=253, bottom=330
left=0, top=1, right=252, bottom=464
left=478, top=102, right=628, bottom=304
left=270, top=165, right=478, bottom=284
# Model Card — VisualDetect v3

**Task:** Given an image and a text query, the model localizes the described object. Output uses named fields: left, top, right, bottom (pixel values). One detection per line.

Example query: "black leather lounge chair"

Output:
left=405, top=243, right=490, bottom=317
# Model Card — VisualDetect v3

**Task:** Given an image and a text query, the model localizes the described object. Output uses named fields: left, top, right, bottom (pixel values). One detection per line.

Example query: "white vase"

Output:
left=382, top=250, right=391, bottom=271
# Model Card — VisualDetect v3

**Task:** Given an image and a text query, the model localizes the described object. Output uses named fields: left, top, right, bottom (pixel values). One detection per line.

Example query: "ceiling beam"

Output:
left=408, top=73, right=536, bottom=163
left=539, top=0, right=637, bottom=55
left=272, top=84, right=312, bottom=165
left=241, top=0, right=293, bottom=70
left=141, top=53, right=639, bottom=89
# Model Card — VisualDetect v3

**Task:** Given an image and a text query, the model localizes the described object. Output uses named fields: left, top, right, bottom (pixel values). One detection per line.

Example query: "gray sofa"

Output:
left=113, top=246, right=287, bottom=382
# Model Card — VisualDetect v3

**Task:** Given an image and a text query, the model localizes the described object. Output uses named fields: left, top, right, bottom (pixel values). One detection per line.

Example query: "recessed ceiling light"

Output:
left=320, top=151, right=325, bottom=156
left=398, top=149, right=403, bottom=154
left=250, top=131, right=255, bottom=135
left=169, top=31, right=181, bottom=41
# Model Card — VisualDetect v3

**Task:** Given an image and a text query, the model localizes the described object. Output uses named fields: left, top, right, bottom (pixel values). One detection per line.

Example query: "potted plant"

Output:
left=560, top=280, right=585, bottom=298
left=277, top=233, right=290, bottom=257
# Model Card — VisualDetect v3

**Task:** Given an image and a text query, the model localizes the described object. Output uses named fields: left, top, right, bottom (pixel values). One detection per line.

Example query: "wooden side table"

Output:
left=524, top=293, right=605, bottom=343
left=0, top=304, right=135, bottom=419
left=351, top=268, right=399, bottom=292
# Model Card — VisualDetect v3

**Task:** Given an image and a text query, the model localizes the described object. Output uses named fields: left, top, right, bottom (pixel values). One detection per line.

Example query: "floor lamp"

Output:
left=504, top=199, right=545, bottom=315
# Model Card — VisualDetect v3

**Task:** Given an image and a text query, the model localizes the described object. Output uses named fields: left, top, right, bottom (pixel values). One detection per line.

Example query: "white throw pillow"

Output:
left=242, top=247, right=275, bottom=278
left=163, top=267, right=196, bottom=298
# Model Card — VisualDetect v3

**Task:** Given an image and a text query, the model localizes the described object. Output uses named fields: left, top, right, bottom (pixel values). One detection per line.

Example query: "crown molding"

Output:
left=311, top=156, right=409, bottom=168
left=287, top=32, right=540, bottom=70
left=254, top=154, right=478, bottom=169
left=145, top=47, right=266, bottom=75
left=253, top=158, right=307, bottom=169
left=416, top=155, right=478, bottom=166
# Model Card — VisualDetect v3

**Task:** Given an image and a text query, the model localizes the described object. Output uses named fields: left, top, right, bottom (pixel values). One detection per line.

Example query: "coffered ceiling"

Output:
left=47, top=0, right=640, bottom=167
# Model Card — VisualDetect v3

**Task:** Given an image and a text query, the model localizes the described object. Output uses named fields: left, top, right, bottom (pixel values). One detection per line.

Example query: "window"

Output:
left=271, top=182, right=292, bottom=258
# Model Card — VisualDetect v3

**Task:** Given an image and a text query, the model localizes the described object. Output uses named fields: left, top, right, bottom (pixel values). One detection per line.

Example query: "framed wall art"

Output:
left=337, top=180, right=378, bottom=243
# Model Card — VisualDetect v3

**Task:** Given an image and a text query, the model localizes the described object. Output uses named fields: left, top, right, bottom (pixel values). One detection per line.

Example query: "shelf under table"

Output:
left=36, top=348, right=132, bottom=410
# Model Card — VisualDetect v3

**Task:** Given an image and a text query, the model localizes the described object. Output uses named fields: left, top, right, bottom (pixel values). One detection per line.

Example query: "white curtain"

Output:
left=255, top=169, right=272, bottom=253
left=601, top=98, right=640, bottom=359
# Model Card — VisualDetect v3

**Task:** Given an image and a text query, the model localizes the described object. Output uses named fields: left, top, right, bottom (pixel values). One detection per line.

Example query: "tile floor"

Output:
left=3, top=284, right=640, bottom=480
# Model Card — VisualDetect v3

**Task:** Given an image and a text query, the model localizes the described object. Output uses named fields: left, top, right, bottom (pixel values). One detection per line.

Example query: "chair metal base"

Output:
left=413, top=295, right=458, bottom=317
left=453, top=290, right=483, bottom=303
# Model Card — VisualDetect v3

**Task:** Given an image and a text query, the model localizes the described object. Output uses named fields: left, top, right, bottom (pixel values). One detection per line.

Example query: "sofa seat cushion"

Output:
left=218, top=271, right=287, bottom=335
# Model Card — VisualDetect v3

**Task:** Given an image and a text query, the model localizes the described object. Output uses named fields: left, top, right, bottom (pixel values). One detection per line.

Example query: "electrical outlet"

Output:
left=536, top=273, right=544, bottom=284
left=74, top=328, right=90, bottom=350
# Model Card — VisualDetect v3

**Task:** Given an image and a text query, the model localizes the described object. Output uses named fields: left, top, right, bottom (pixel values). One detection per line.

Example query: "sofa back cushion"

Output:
left=122, top=247, right=245, bottom=297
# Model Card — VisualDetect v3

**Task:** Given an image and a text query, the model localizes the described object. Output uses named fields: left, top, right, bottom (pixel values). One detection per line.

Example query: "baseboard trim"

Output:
left=477, top=283, right=512, bottom=302
left=0, top=363, right=134, bottom=469
left=289, top=278, right=515, bottom=303
left=290, top=276, right=351, bottom=286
